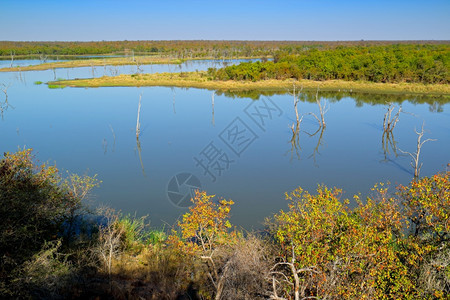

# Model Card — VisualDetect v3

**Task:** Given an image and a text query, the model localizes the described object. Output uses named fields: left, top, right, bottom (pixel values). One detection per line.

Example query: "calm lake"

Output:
left=1, top=60, right=449, bottom=229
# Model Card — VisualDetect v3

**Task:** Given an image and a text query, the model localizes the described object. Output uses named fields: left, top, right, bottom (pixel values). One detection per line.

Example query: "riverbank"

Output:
left=0, top=56, right=263, bottom=72
left=48, top=71, right=450, bottom=96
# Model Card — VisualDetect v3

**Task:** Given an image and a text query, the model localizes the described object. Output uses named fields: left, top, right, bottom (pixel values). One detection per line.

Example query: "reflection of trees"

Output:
left=0, top=83, right=13, bottom=120
left=428, top=101, right=444, bottom=113
left=136, top=136, right=146, bottom=177
left=211, top=91, right=215, bottom=126
left=305, top=89, right=327, bottom=166
left=381, top=131, right=398, bottom=161
left=381, top=103, right=401, bottom=161
left=308, top=88, right=328, bottom=128
left=171, top=87, right=176, bottom=114
left=306, top=126, right=325, bottom=166
left=135, top=93, right=146, bottom=176
left=286, top=84, right=303, bottom=161
left=221, top=89, right=449, bottom=106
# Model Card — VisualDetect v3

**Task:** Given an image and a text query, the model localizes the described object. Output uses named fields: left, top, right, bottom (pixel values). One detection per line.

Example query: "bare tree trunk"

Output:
left=383, top=103, right=401, bottom=133
left=136, top=94, right=142, bottom=138
left=10, top=51, right=14, bottom=68
left=399, top=122, right=436, bottom=177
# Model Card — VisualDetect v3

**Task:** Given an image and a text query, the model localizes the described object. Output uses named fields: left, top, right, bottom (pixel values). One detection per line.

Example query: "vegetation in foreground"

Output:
left=0, top=149, right=449, bottom=299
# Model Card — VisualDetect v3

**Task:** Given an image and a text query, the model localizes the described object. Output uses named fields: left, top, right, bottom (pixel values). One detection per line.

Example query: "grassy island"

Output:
left=48, top=71, right=450, bottom=96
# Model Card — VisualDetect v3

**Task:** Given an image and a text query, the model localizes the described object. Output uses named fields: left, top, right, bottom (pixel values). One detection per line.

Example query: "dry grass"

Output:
left=49, top=71, right=450, bottom=96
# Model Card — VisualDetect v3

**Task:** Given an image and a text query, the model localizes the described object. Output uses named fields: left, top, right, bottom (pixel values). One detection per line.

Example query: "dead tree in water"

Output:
left=383, top=103, right=402, bottom=133
left=0, top=83, right=13, bottom=120
left=308, top=87, right=328, bottom=129
left=287, top=83, right=303, bottom=161
left=381, top=103, right=402, bottom=161
left=305, top=87, right=328, bottom=166
left=400, top=122, right=436, bottom=177
left=136, top=93, right=142, bottom=138
left=10, top=51, right=15, bottom=68
left=135, top=93, right=146, bottom=176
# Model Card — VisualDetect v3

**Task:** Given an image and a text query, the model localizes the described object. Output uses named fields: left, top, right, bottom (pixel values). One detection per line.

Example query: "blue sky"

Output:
left=1, top=0, right=449, bottom=41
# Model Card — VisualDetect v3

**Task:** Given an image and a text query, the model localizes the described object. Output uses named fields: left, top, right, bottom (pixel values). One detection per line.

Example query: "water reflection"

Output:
left=136, top=136, right=146, bottom=177
left=381, top=131, right=398, bottom=162
left=0, top=83, right=13, bottom=120
left=381, top=103, right=401, bottom=162
left=286, top=85, right=303, bottom=161
left=0, top=58, right=449, bottom=229
left=211, top=91, right=215, bottom=126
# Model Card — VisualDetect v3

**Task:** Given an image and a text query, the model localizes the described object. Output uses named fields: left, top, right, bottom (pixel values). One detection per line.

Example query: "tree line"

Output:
left=209, top=44, right=450, bottom=84
left=1, top=40, right=448, bottom=60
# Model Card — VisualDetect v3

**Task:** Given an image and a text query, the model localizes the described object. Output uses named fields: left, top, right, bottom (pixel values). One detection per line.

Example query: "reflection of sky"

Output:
left=2, top=0, right=450, bottom=40
left=0, top=61, right=449, bottom=229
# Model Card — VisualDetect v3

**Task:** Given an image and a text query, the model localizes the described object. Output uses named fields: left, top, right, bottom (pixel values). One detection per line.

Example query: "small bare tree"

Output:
left=270, top=244, right=320, bottom=300
left=136, top=93, right=142, bottom=138
left=308, top=87, right=328, bottom=129
left=10, top=51, right=15, bottom=68
left=383, top=103, right=402, bottom=133
left=286, top=83, right=303, bottom=161
left=135, top=58, right=143, bottom=74
left=94, top=207, right=123, bottom=277
left=400, top=122, right=436, bottom=177
left=0, top=83, right=13, bottom=120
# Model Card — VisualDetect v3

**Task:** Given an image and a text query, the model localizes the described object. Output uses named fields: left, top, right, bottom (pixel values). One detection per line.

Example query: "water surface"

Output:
left=1, top=60, right=448, bottom=228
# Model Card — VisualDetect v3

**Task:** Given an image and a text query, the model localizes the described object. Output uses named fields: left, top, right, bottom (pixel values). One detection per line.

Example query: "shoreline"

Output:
left=0, top=56, right=184, bottom=72
left=0, top=56, right=262, bottom=72
left=47, top=71, right=450, bottom=96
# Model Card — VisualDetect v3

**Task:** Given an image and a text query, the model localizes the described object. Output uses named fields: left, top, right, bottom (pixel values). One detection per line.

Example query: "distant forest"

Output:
left=0, top=40, right=449, bottom=58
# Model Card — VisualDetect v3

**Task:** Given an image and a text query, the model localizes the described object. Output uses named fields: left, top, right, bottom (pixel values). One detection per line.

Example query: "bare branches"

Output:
left=94, top=208, right=123, bottom=277
left=10, top=51, right=15, bottom=68
left=270, top=244, right=319, bottom=300
left=399, top=122, right=436, bottom=177
left=308, top=87, right=328, bottom=129
left=383, top=103, right=402, bottom=133
left=287, top=83, right=303, bottom=161
left=0, top=83, right=13, bottom=120
left=136, top=93, right=142, bottom=138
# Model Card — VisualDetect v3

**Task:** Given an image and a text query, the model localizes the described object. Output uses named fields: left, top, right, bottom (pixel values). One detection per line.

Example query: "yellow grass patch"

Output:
left=48, top=71, right=450, bottom=96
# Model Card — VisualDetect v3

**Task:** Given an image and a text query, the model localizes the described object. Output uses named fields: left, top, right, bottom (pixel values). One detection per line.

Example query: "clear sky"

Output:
left=1, top=0, right=449, bottom=41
